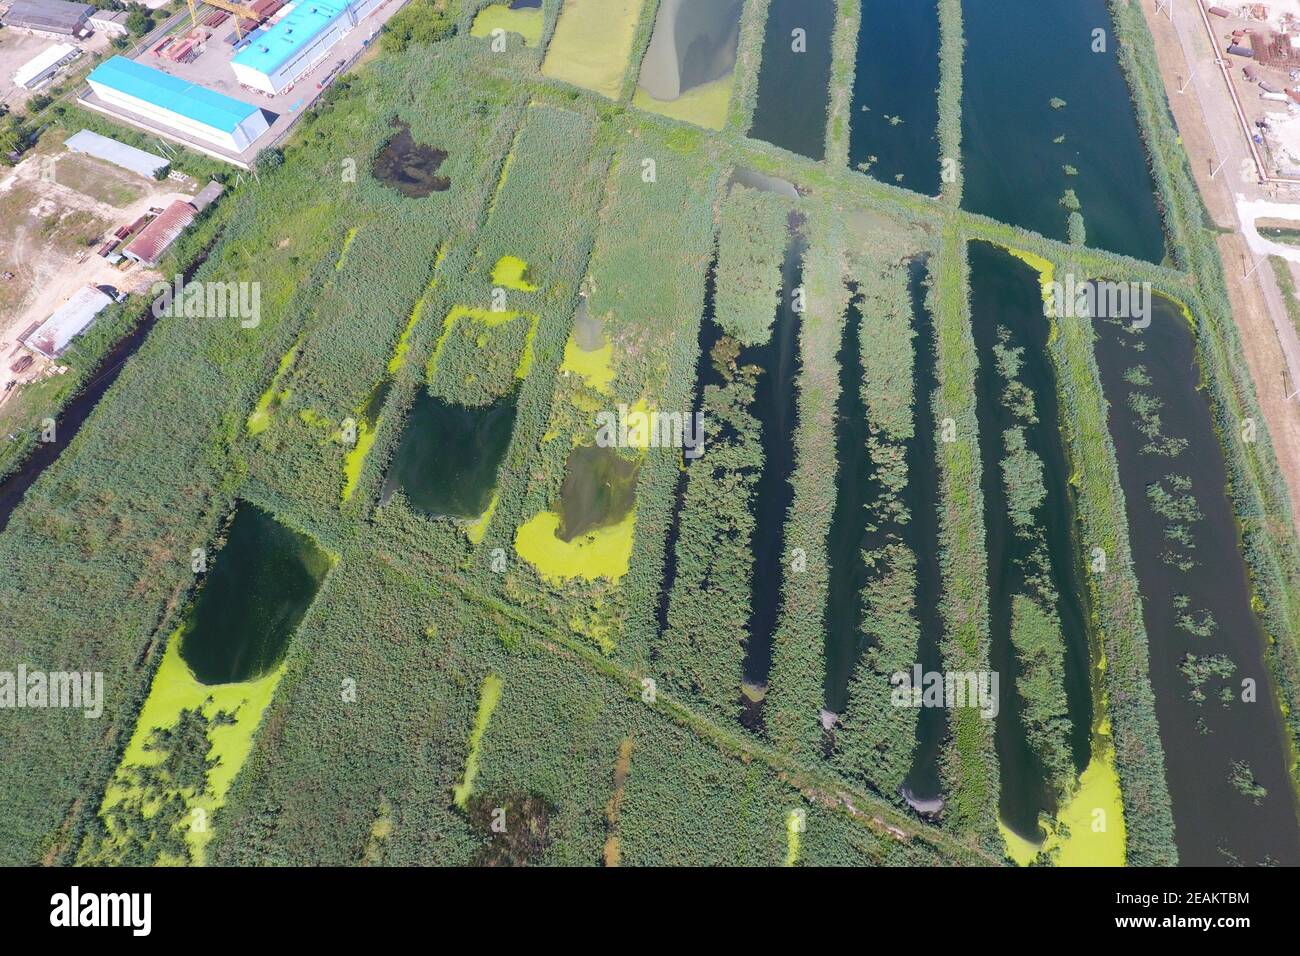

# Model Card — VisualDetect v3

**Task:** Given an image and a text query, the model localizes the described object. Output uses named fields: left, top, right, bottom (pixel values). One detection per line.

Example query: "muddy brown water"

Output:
left=372, top=121, right=450, bottom=198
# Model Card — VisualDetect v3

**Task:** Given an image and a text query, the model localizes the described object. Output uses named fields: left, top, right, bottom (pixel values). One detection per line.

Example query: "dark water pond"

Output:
left=900, top=258, right=947, bottom=803
left=655, top=264, right=721, bottom=636
left=822, top=260, right=948, bottom=785
left=1093, top=291, right=1300, bottom=865
left=382, top=388, right=516, bottom=518
left=740, top=226, right=805, bottom=688
left=849, top=0, right=941, bottom=195
left=960, top=0, right=1165, bottom=263
left=373, top=120, right=450, bottom=198
left=179, top=502, right=330, bottom=685
left=823, top=289, right=874, bottom=716
left=970, top=241, right=1093, bottom=841
left=557, top=444, right=639, bottom=541
left=749, top=0, right=834, bottom=160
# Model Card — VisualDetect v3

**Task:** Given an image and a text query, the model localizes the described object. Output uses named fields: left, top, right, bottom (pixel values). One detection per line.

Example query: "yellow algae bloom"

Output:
left=514, top=510, right=635, bottom=583
left=491, top=255, right=540, bottom=291
left=561, top=334, right=615, bottom=393
left=98, top=631, right=285, bottom=864
left=471, top=3, right=544, bottom=46
left=452, top=673, right=504, bottom=808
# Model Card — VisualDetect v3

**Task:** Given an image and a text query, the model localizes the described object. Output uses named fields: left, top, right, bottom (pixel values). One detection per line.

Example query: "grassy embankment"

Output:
left=930, top=228, right=1000, bottom=854
left=1111, top=0, right=1300, bottom=793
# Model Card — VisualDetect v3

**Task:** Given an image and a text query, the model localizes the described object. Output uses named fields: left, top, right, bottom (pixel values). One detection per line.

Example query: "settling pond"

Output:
left=180, top=502, right=330, bottom=685
left=557, top=444, right=639, bottom=542
left=849, top=0, right=941, bottom=195
left=822, top=260, right=947, bottom=806
left=970, top=242, right=1093, bottom=841
left=749, top=0, right=835, bottom=160
left=900, top=259, right=947, bottom=803
left=1093, top=293, right=1300, bottom=865
left=740, top=225, right=806, bottom=693
left=637, top=0, right=743, bottom=102
left=373, top=120, right=450, bottom=198
left=382, top=388, right=517, bottom=519
left=961, top=0, right=1165, bottom=263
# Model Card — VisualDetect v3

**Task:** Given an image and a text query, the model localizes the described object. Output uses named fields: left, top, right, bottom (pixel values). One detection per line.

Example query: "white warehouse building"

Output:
left=87, top=56, right=271, bottom=153
left=231, top=0, right=382, bottom=95
left=12, top=42, right=80, bottom=90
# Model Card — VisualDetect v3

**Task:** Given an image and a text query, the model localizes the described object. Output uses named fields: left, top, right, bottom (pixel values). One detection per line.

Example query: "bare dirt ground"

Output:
left=0, top=31, right=111, bottom=111
left=1141, top=0, right=1300, bottom=538
left=0, top=132, right=191, bottom=410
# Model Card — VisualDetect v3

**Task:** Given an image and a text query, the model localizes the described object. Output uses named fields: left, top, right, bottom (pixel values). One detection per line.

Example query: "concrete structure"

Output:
left=87, top=56, right=271, bottom=152
left=64, top=128, right=168, bottom=177
left=11, top=40, right=79, bottom=89
left=88, top=9, right=129, bottom=35
left=231, top=0, right=383, bottom=95
left=122, top=198, right=196, bottom=265
left=21, top=285, right=114, bottom=359
left=2, top=0, right=92, bottom=37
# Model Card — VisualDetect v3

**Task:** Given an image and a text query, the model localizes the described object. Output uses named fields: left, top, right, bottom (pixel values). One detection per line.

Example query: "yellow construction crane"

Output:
left=183, top=0, right=265, bottom=41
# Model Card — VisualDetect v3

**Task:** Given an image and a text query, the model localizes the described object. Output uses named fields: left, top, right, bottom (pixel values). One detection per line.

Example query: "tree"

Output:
left=126, top=7, right=154, bottom=34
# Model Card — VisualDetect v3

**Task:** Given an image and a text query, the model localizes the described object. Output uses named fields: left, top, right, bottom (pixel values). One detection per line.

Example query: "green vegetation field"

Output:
left=1, top=0, right=1297, bottom=869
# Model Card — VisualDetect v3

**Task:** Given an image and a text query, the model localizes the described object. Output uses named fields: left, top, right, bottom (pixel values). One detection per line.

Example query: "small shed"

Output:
left=189, top=181, right=224, bottom=212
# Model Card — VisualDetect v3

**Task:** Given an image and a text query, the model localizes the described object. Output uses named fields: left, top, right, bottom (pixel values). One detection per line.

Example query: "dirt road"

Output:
left=0, top=141, right=189, bottom=408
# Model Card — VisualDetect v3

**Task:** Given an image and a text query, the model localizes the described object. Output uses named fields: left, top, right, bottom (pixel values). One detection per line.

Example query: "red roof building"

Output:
left=122, top=199, right=196, bottom=266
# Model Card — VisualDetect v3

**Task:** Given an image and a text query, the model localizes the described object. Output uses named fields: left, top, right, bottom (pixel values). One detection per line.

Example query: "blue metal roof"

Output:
left=232, top=0, right=348, bottom=77
left=88, top=56, right=259, bottom=133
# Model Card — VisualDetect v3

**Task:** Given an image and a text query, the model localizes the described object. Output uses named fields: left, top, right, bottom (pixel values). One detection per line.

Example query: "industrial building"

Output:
left=231, top=0, right=382, bottom=95
left=21, top=285, right=115, bottom=360
left=64, top=128, right=168, bottom=177
left=1, top=0, right=93, bottom=37
left=123, top=198, right=197, bottom=265
left=11, top=41, right=80, bottom=90
left=87, top=9, right=129, bottom=35
left=87, top=56, right=271, bottom=152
